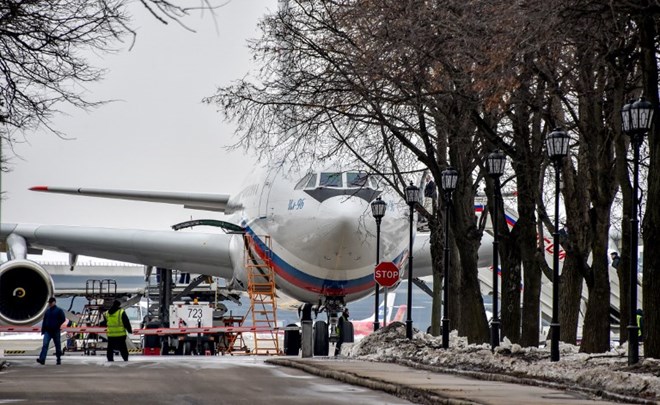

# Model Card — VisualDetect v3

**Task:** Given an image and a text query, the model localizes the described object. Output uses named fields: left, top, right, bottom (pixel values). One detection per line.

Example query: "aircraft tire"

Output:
left=283, top=323, right=301, bottom=355
left=341, top=320, right=354, bottom=343
left=313, top=320, right=329, bottom=356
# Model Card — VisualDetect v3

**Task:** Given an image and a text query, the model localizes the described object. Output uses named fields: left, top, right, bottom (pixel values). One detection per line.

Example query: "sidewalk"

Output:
left=267, top=357, right=654, bottom=405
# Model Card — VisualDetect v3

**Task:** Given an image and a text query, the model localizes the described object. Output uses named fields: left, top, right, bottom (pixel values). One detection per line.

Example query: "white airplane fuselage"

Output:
left=226, top=165, right=411, bottom=304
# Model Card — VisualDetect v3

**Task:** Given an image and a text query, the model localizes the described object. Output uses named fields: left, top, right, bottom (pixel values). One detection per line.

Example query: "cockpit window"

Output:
left=319, top=172, right=342, bottom=187
left=306, top=173, right=317, bottom=188
left=347, top=172, right=369, bottom=187
left=294, top=174, right=312, bottom=190
left=295, top=173, right=319, bottom=190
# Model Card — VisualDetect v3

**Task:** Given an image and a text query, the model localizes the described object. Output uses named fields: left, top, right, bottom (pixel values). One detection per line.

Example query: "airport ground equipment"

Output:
left=216, top=314, right=248, bottom=354
left=161, top=300, right=218, bottom=355
left=78, top=279, right=116, bottom=355
left=244, top=234, right=279, bottom=355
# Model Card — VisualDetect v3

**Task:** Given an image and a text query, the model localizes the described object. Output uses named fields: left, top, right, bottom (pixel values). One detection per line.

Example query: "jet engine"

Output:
left=0, top=259, right=54, bottom=326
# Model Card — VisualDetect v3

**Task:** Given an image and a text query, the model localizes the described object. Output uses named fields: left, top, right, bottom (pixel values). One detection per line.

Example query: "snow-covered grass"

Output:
left=344, top=321, right=660, bottom=402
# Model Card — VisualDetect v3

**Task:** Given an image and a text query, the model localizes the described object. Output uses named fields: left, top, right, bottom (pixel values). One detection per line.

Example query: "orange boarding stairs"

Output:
left=244, top=234, right=280, bottom=355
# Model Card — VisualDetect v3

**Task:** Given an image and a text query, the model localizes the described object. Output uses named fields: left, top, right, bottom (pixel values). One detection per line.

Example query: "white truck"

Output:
left=162, top=301, right=217, bottom=355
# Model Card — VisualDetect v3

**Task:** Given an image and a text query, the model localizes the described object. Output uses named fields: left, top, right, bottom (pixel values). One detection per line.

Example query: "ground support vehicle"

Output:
left=160, top=301, right=219, bottom=355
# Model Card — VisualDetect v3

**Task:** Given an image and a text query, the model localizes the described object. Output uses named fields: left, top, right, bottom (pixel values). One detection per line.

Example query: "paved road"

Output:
left=0, top=354, right=647, bottom=405
left=0, top=355, right=412, bottom=405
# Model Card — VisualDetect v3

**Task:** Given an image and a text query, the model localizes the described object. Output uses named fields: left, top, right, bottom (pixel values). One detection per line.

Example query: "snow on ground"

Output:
left=343, top=321, right=660, bottom=402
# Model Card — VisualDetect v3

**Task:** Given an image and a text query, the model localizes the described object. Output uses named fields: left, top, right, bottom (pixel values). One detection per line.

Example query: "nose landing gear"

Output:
left=287, top=297, right=354, bottom=357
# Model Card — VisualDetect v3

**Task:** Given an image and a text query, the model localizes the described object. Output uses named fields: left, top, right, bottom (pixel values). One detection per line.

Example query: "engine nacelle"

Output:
left=0, top=259, right=54, bottom=326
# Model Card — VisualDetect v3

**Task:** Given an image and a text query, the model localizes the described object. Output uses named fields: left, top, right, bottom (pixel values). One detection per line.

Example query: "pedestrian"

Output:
left=637, top=309, right=644, bottom=342
left=423, top=174, right=437, bottom=219
left=65, top=315, right=77, bottom=352
left=100, top=300, right=133, bottom=362
left=334, top=308, right=350, bottom=356
left=37, top=297, right=66, bottom=365
left=610, top=252, right=621, bottom=269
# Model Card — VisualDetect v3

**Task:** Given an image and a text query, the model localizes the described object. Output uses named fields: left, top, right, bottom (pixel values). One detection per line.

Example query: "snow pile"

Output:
left=344, top=321, right=660, bottom=401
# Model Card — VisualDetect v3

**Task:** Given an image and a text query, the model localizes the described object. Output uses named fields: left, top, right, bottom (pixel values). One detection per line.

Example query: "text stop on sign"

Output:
left=374, top=261, right=400, bottom=288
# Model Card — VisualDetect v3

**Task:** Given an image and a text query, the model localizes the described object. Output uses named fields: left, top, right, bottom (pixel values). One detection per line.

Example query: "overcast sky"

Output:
left=1, top=0, right=275, bottom=232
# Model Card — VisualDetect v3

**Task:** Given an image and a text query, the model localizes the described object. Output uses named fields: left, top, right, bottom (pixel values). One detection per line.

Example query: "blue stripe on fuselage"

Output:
left=244, top=226, right=406, bottom=294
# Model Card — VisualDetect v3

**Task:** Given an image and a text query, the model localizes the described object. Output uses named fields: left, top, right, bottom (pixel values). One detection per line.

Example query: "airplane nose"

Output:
left=316, top=196, right=371, bottom=270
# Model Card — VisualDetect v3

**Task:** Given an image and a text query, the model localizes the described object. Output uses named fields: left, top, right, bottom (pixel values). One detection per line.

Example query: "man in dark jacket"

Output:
left=37, top=297, right=66, bottom=365
left=334, top=308, right=350, bottom=356
left=100, top=300, right=133, bottom=361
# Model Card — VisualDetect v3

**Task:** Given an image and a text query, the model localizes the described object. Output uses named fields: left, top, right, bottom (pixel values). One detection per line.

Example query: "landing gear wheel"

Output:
left=284, top=323, right=301, bottom=355
left=313, top=320, right=329, bottom=356
left=340, top=319, right=354, bottom=343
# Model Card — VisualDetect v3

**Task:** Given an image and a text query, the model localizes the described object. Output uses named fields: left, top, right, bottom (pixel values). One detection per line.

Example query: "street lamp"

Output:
left=621, top=97, right=654, bottom=366
left=440, top=167, right=458, bottom=349
left=371, top=197, right=387, bottom=331
left=404, top=181, right=420, bottom=339
left=546, top=128, right=571, bottom=362
left=486, top=150, right=506, bottom=350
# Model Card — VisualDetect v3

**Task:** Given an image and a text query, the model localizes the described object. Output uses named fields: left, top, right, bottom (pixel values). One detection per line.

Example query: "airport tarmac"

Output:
left=0, top=354, right=413, bottom=405
left=0, top=353, right=642, bottom=405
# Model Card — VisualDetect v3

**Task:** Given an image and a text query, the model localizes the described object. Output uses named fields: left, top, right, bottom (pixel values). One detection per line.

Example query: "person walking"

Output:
left=334, top=308, right=350, bottom=356
left=423, top=174, right=437, bottom=219
left=37, top=297, right=66, bottom=365
left=637, top=309, right=644, bottom=342
left=101, top=300, right=133, bottom=362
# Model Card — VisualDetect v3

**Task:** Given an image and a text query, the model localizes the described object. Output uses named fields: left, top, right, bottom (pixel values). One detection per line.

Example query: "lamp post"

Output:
left=371, top=197, right=387, bottom=331
left=546, top=128, right=571, bottom=362
left=404, top=181, right=420, bottom=339
left=440, top=167, right=458, bottom=349
left=486, top=150, right=506, bottom=350
left=621, top=97, right=654, bottom=366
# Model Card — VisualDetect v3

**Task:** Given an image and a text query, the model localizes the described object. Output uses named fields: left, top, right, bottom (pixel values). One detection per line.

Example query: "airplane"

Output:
left=0, top=162, right=495, bottom=355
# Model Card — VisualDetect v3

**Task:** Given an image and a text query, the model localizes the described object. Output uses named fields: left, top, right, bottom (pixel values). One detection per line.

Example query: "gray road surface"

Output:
left=0, top=355, right=412, bottom=405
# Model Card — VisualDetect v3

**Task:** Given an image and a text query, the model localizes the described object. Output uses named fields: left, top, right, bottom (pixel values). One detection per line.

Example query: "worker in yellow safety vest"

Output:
left=100, top=300, right=133, bottom=362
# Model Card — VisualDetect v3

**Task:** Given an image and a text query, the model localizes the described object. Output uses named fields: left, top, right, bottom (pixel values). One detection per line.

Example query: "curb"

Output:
left=392, top=358, right=658, bottom=405
left=267, top=357, right=658, bottom=405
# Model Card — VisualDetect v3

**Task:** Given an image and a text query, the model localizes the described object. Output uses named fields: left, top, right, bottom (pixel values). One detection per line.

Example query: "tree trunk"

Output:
left=451, top=168, right=489, bottom=343
left=640, top=11, right=660, bottom=359
left=557, top=152, right=591, bottom=345
left=515, top=164, right=542, bottom=347
left=520, top=257, right=542, bottom=347
left=500, top=230, right=522, bottom=343
left=429, top=215, right=444, bottom=337
left=580, top=206, right=612, bottom=353
left=558, top=255, right=583, bottom=345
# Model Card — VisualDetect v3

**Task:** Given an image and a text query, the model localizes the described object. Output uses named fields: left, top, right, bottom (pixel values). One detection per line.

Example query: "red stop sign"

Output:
left=374, top=262, right=400, bottom=287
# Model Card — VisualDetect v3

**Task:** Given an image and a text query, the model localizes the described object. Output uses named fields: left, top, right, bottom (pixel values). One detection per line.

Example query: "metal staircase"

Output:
left=79, top=279, right=117, bottom=355
left=244, top=234, right=280, bottom=355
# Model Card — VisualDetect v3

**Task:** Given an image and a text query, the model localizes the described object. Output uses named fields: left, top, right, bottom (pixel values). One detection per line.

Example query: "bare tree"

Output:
left=208, top=0, right=493, bottom=342
left=0, top=0, right=221, bottom=170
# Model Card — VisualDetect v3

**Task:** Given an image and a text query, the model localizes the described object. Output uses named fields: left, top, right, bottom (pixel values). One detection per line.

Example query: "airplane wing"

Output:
left=0, top=223, right=238, bottom=278
left=413, top=230, right=494, bottom=278
left=29, top=186, right=234, bottom=212
left=0, top=222, right=242, bottom=326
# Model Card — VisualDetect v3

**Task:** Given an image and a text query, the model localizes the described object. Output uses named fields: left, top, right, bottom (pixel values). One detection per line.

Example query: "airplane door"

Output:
left=258, top=166, right=280, bottom=218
